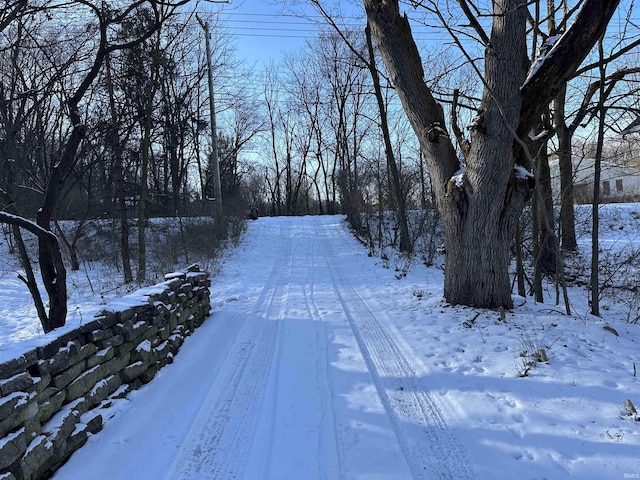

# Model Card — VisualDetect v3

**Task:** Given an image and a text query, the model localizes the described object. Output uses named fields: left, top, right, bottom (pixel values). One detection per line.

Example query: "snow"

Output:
left=427, top=122, right=448, bottom=139
left=449, top=166, right=465, bottom=188
left=135, top=340, right=152, bottom=353
left=89, top=379, right=108, bottom=397
left=94, top=348, right=112, bottom=359
left=0, top=212, right=42, bottom=231
left=0, top=391, right=29, bottom=409
left=25, top=435, right=51, bottom=455
left=165, top=271, right=186, bottom=280
left=514, top=164, right=534, bottom=179
left=523, top=33, right=564, bottom=88
left=0, top=213, right=638, bottom=478
left=101, top=285, right=170, bottom=313
left=529, top=130, right=550, bottom=142
left=0, top=427, right=24, bottom=450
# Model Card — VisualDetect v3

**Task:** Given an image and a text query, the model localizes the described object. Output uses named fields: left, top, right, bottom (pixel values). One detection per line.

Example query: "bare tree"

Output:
left=590, top=38, right=607, bottom=317
left=39, top=1, right=195, bottom=322
left=363, top=0, right=621, bottom=308
left=104, top=50, right=134, bottom=283
left=309, top=1, right=412, bottom=252
left=217, top=96, right=265, bottom=204
left=263, top=65, right=284, bottom=215
left=546, top=0, right=640, bottom=251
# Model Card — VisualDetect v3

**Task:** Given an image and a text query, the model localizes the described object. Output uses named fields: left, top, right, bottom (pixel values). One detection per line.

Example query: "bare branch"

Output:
left=457, top=0, right=490, bottom=46
left=0, top=0, right=27, bottom=33
left=0, top=211, right=58, bottom=242
left=519, top=0, right=622, bottom=135
left=451, top=89, right=470, bottom=159
left=574, top=38, right=640, bottom=78
left=569, top=66, right=640, bottom=133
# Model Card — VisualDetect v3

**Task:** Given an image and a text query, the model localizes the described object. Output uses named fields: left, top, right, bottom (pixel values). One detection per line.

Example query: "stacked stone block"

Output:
left=0, top=265, right=210, bottom=479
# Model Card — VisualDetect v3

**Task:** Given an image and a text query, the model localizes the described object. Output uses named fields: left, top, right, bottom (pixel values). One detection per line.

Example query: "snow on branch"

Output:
left=449, top=166, right=465, bottom=189
left=514, top=165, right=533, bottom=180
left=522, top=34, right=563, bottom=89
left=528, top=130, right=550, bottom=142
left=519, top=0, right=620, bottom=135
left=0, top=211, right=58, bottom=242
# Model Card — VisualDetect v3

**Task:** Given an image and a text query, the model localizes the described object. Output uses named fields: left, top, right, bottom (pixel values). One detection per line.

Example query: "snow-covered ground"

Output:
left=1, top=211, right=640, bottom=479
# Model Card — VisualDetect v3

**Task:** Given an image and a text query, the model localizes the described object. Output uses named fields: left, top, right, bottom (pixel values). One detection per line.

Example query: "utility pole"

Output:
left=197, top=14, right=223, bottom=207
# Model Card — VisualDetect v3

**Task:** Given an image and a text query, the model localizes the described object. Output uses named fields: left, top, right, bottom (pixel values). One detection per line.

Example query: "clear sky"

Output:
left=198, top=0, right=367, bottom=67
left=204, top=0, right=639, bottom=70
left=197, top=0, right=317, bottom=67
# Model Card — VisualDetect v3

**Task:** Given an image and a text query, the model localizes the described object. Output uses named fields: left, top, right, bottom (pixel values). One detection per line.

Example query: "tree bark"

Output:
left=14, top=225, right=49, bottom=330
left=515, top=222, right=526, bottom=297
left=535, top=137, right=558, bottom=275
left=531, top=187, right=543, bottom=302
left=555, top=85, right=578, bottom=250
left=53, top=220, right=80, bottom=271
left=138, top=114, right=151, bottom=283
left=590, top=39, right=607, bottom=317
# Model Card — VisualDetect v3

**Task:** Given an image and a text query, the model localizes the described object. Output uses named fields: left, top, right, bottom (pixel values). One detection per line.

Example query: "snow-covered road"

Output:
left=53, top=216, right=473, bottom=480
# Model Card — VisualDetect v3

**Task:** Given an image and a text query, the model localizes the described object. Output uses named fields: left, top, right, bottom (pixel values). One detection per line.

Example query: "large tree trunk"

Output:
left=444, top=212, right=516, bottom=307
left=366, top=0, right=529, bottom=308
left=35, top=122, right=82, bottom=330
left=364, top=0, right=620, bottom=309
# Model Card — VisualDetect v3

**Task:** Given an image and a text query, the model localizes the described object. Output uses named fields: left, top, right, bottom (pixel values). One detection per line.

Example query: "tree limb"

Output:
left=0, top=211, right=58, bottom=242
left=519, top=0, right=621, bottom=135
left=0, top=0, right=27, bottom=33
left=451, top=89, right=470, bottom=159
left=457, top=0, right=490, bottom=46
left=364, top=0, right=459, bottom=181
left=569, top=66, right=640, bottom=133
left=574, top=38, right=640, bottom=78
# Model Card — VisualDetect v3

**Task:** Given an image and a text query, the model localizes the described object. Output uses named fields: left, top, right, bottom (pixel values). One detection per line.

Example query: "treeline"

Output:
left=0, top=2, right=260, bottom=220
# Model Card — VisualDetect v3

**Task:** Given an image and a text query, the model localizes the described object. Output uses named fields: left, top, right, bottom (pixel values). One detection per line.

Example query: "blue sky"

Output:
left=199, top=0, right=366, bottom=66
left=205, top=0, right=639, bottom=69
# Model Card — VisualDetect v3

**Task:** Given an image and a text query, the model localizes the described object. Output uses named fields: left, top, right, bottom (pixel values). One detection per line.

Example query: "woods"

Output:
left=1, top=0, right=639, bottom=331
left=0, top=1, right=252, bottom=332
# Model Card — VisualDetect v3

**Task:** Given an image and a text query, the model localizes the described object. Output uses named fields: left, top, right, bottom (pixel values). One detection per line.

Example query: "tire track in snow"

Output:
left=167, top=223, right=292, bottom=480
left=318, top=220, right=476, bottom=480
left=302, top=230, right=345, bottom=480
left=251, top=223, right=345, bottom=480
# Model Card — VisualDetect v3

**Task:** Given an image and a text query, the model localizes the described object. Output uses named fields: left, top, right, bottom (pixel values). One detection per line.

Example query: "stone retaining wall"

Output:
left=0, top=265, right=210, bottom=480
